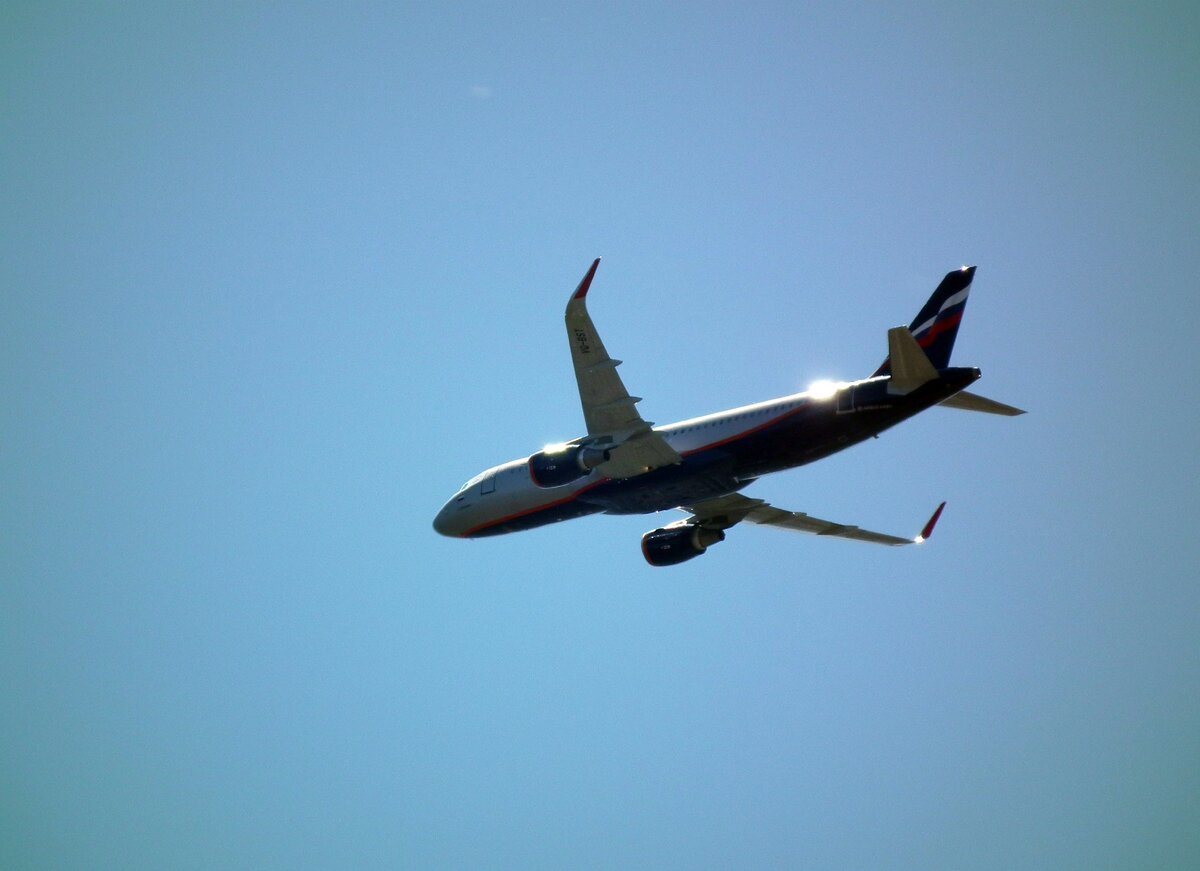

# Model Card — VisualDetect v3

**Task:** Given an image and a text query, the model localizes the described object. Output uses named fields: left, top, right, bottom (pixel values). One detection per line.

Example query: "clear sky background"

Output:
left=3, top=3, right=1198, bottom=869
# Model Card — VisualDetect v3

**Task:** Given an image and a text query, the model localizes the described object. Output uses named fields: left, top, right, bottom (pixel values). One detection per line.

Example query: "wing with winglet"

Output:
left=680, top=492, right=945, bottom=546
left=564, top=259, right=681, bottom=478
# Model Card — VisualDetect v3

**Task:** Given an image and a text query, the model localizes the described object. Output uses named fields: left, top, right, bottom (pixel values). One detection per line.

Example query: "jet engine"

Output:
left=527, top=444, right=609, bottom=488
left=640, top=524, right=726, bottom=567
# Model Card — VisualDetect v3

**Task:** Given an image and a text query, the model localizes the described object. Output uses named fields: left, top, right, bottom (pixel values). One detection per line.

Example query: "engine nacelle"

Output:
left=640, top=524, right=726, bottom=567
left=527, top=444, right=608, bottom=488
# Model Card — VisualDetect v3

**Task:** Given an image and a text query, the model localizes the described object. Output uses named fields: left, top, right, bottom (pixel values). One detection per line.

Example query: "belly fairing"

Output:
left=581, top=454, right=745, bottom=515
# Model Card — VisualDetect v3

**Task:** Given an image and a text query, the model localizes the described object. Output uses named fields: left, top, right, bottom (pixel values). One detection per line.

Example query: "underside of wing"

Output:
left=563, top=259, right=680, bottom=477
left=681, top=493, right=944, bottom=547
left=600, top=428, right=683, bottom=478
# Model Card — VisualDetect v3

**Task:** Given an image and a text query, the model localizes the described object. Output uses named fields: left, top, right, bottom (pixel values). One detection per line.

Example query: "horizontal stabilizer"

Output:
left=887, top=327, right=938, bottom=395
left=939, top=391, right=1025, bottom=416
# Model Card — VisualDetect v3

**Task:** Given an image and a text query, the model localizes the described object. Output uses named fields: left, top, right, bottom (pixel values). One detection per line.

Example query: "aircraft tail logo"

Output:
left=874, top=266, right=975, bottom=377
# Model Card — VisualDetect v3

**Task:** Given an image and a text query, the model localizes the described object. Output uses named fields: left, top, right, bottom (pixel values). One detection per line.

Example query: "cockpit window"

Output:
left=461, top=469, right=499, bottom=495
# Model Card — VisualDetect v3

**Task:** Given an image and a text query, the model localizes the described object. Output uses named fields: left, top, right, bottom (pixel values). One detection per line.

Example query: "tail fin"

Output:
left=874, top=266, right=975, bottom=377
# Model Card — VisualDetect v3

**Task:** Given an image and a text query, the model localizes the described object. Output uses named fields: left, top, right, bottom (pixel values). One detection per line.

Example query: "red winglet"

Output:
left=918, top=501, right=947, bottom=542
left=572, top=258, right=601, bottom=299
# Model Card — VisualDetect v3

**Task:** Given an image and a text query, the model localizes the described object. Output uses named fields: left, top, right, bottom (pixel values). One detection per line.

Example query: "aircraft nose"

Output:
left=433, top=502, right=465, bottom=537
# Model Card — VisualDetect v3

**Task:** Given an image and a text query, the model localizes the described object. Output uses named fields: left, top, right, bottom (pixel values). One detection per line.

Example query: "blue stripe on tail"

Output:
left=873, top=266, right=975, bottom=376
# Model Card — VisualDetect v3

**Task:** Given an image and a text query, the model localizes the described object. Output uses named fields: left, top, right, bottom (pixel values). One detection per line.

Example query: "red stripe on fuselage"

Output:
left=677, top=400, right=810, bottom=457
left=463, top=477, right=610, bottom=536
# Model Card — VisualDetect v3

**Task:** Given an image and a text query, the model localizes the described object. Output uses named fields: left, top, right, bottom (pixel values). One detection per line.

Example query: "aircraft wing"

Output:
left=564, top=259, right=681, bottom=478
left=680, top=493, right=945, bottom=547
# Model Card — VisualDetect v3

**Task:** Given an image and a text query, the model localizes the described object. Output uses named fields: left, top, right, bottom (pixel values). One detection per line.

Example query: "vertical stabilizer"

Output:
left=874, top=266, right=975, bottom=376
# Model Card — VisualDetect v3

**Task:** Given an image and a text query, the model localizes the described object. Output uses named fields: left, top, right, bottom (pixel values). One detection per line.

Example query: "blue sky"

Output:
left=3, top=3, right=1198, bottom=868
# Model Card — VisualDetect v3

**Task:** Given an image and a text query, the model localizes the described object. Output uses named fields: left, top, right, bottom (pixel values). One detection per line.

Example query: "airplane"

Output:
left=433, top=259, right=1023, bottom=566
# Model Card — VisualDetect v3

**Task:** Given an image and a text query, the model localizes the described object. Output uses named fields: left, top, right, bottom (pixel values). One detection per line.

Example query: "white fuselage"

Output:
left=432, top=386, right=834, bottom=538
